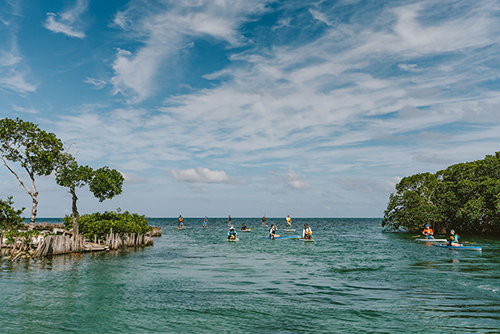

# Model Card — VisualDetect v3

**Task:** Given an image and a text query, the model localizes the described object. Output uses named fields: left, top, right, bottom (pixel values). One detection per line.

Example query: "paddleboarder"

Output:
left=203, top=217, right=208, bottom=228
left=303, top=223, right=312, bottom=240
left=228, top=226, right=238, bottom=240
left=448, top=230, right=461, bottom=246
left=286, top=215, right=292, bottom=230
left=241, top=223, right=248, bottom=231
left=422, top=224, right=434, bottom=239
left=262, top=215, right=266, bottom=226
left=178, top=215, right=184, bottom=228
left=269, top=224, right=279, bottom=239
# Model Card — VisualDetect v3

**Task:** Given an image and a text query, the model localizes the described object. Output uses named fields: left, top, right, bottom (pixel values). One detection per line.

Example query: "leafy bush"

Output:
left=0, top=196, right=24, bottom=231
left=63, top=209, right=151, bottom=238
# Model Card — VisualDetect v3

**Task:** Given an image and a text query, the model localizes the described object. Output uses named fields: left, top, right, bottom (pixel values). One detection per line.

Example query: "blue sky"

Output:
left=1, top=0, right=500, bottom=218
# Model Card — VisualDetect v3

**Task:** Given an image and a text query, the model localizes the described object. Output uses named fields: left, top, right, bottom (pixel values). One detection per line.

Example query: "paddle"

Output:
left=412, top=235, right=421, bottom=238
left=464, top=241, right=475, bottom=244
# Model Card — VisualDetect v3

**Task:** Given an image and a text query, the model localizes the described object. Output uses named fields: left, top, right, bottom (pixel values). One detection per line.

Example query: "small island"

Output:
left=0, top=118, right=161, bottom=261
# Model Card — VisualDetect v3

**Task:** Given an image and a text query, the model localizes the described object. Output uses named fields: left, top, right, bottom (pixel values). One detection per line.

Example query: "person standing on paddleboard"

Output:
left=262, top=216, right=266, bottom=226
left=228, top=215, right=232, bottom=227
left=422, top=224, right=434, bottom=239
left=203, top=217, right=208, bottom=228
left=286, top=215, right=292, bottom=230
left=228, top=226, right=237, bottom=240
left=178, top=215, right=184, bottom=228
left=303, top=223, right=312, bottom=240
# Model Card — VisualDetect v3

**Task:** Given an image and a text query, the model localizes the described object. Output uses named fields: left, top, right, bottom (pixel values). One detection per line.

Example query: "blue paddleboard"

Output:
left=261, top=236, right=300, bottom=240
left=434, top=245, right=481, bottom=250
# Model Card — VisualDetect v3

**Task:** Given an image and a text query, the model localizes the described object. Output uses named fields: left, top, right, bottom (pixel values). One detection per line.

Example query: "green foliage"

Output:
left=383, top=152, right=500, bottom=234
left=63, top=210, right=150, bottom=238
left=0, top=117, right=63, bottom=176
left=3, top=229, right=40, bottom=245
left=89, top=167, right=124, bottom=202
left=55, top=155, right=94, bottom=189
left=0, top=196, right=25, bottom=231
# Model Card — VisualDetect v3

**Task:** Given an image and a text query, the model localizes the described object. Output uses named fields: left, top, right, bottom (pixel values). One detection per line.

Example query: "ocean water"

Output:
left=1, top=218, right=499, bottom=333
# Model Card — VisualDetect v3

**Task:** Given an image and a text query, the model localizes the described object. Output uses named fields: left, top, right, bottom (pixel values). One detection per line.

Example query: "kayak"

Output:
left=228, top=238, right=239, bottom=242
left=434, top=245, right=482, bottom=250
left=261, top=236, right=300, bottom=240
left=416, top=239, right=447, bottom=242
left=299, top=238, right=314, bottom=242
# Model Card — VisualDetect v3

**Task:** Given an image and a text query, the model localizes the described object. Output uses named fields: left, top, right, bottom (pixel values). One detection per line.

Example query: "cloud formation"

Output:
left=110, top=0, right=271, bottom=102
left=170, top=167, right=232, bottom=184
left=44, top=0, right=88, bottom=38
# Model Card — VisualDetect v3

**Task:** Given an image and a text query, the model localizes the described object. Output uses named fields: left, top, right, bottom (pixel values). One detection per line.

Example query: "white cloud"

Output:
left=84, top=77, right=107, bottom=89
left=12, top=105, right=39, bottom=114
left=170, top=167, right=232, bottom=184
left=44, top=0, right=88, bottom=38
left=110, top=0, right=271, bottom=102
left=284, top=169, right=311, bottom=191
left=309, top=9, right=333, bottom=26
left=398, top=63, right=419, bottom=72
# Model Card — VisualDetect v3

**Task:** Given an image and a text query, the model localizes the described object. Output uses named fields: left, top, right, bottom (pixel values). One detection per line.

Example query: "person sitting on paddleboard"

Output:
left=286, top=215, right=292, bottom=230
left=241, top=223, right=248, bottom=231
left=228, top=226, right=237, bottom=240
left=178, top=215, right=184, bottom=228
left=422, top=224, right=434, bottom=239
left=303, top=223, right=312, bottom=240
left=448, top=230, right=461, bottom=246
left=269, top=224, right=279, bottom=239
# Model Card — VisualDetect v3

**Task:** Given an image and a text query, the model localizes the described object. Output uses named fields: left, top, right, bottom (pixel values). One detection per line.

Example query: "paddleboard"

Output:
left=284, top=229, right=296, bottom=232
left=261, top=236, right=300, bottom=240
left=241, top=229, right=252, bottom=232
left=228, top=238, right=239, bottom=242
left=434, top=245, right=482, bottom=250
left=299, top=238, right=314, bottom=242
left=176, top=227, right=186, bottom=230
left=416, top=238, right=447, bottom=242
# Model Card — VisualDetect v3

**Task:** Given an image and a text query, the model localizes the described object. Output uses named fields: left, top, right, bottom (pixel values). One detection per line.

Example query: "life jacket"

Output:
left=450, top=234, right=459, bottom=243
left=286, top=217, right=291, bottom=223
left=423, top=227, right=433, bottom=234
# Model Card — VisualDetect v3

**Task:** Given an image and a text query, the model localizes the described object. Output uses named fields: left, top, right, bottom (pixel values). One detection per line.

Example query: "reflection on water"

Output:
left=1, top=218, right=499, bottom=333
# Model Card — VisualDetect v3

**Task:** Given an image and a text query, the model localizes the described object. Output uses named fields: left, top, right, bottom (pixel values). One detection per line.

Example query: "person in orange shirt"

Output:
left=422, top=224, right=434, bottom=239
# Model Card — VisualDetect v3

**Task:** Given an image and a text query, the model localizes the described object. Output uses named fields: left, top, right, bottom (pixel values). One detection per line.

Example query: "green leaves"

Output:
left=383, top=152, right=500, bottom=234
left=0, top=196, right=25, bottom=231
left=0, top=117, right=64, bottom=176
left=63, top=210, right=150, bottom=239
left=89, top=167, right=124, bottom=202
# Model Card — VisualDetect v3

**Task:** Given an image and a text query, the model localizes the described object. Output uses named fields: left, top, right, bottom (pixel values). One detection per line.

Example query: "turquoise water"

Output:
left=1, top=218, right=500, bottom=333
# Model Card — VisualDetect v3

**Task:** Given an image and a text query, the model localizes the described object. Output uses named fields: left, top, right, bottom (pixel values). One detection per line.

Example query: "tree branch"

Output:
left=1, top=156, right=33, bottom=197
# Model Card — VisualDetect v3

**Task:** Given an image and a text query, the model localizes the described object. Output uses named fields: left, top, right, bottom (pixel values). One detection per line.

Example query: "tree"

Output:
left=0, top=118, right=64, bottom=224
left=382, top=172, right=444, bottom=232
left=55, top=156, right=124, bottom=235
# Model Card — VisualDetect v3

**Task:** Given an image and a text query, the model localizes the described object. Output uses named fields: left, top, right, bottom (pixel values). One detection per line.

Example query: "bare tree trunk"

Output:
left=1, top=157, right=38, bottom=224
left=70, top=186, right=79, bottom=235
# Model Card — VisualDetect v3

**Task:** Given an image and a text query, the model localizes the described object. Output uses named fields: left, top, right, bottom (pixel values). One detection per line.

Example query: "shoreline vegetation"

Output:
left=0, top=118, right=160, bottom=261
left=383, top=151, right=500, bottom=235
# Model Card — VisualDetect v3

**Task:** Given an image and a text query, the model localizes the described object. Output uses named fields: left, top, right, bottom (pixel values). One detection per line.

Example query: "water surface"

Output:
left=1, top=218, right=499, bottom=333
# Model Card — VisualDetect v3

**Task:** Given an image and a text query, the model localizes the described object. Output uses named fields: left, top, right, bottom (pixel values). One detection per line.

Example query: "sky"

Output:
left=1, top=0, right=500, bottom=219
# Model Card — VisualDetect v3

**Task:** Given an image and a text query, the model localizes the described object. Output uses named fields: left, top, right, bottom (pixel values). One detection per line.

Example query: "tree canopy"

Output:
left=55, top=155, right=124, bottom=235
left=383, top=152, right=500, bottom=234
left=0, top=118, right=64, bottom=224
